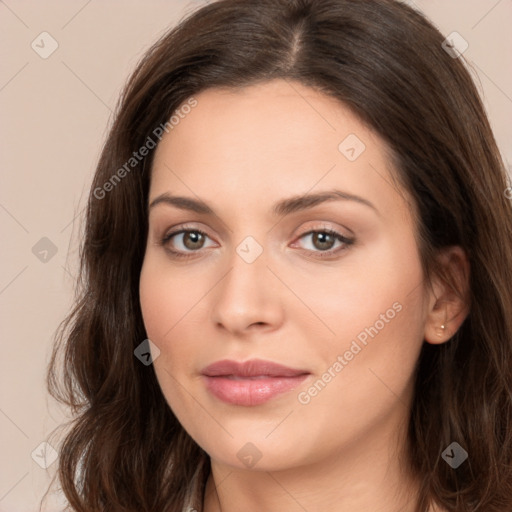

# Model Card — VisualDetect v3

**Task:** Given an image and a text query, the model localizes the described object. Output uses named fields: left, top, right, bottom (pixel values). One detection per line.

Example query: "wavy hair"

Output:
left=47, top=0, right=512, bottom=510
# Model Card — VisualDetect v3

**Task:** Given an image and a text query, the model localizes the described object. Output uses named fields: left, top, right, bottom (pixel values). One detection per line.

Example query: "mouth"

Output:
left=201, top=359, right=310, bottom=406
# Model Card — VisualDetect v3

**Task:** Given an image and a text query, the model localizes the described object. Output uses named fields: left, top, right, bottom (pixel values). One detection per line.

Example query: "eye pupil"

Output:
left=313, top=232, right=335, bottom=251
left=184, top=231, right=204, bottom=249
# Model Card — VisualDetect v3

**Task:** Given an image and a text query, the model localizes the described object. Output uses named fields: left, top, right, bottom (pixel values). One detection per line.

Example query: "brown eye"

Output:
left=182, top=231, right=205, bottom=250
left=311, top=232, right=336, bottom=251
left=161, top=229, right=215, bottom=256
left=294, top=229, right=355, bottom=259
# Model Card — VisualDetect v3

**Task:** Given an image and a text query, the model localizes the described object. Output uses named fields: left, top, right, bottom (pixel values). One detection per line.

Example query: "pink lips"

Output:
left=201, top=359, right=310, bottom=406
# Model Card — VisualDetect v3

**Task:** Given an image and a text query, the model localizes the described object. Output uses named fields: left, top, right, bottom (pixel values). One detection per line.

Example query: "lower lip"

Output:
left=202, top=375, right=309, bottom=406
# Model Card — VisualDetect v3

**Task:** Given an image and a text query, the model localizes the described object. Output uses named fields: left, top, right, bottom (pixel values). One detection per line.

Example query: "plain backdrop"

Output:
left=1, top=1, right=511, bottom=510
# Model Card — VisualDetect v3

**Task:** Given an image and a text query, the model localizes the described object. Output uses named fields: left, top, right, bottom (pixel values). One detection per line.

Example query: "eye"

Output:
left=293, top=229, right=354, bottom=258
left=160, top=228, right=216, bottom=258
left=159, top=226, right=354, bottom=260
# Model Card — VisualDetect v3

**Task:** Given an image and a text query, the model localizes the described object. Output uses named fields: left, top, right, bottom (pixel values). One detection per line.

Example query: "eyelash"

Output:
left=159, top=227, right=355, bottom=260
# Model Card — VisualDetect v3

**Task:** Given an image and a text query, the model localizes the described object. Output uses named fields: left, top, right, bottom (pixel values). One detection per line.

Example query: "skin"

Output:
left=139, top=79, right=469, bottom=512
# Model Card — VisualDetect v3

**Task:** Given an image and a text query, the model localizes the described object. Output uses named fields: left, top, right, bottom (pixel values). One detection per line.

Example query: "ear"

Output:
left=424, top=246, right=470, bottom=345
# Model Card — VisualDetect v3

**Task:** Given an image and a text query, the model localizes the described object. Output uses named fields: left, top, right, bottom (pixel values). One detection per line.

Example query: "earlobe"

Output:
left=424, top=246, right=470, bottom=345
left=434, top=322, right=446, bottom=339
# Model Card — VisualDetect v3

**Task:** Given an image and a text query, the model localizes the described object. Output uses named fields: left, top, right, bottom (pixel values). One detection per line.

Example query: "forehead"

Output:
left=149, top=79, right=411, bottom=222
left=160, top=80, right=365, bottom=166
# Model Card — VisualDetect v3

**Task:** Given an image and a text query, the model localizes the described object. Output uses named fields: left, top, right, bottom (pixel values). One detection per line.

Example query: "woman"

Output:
left=47, top=0, right=512, bottom=511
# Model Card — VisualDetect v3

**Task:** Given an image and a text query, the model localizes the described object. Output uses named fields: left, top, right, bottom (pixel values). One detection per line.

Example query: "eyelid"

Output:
left=160, top=221, right=213, bottom=239
left=290, top=220, right=353, bottom=243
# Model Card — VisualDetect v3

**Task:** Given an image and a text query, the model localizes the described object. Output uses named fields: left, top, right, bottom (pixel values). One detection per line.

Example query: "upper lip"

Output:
left=201, top=359, right=310, bottom=378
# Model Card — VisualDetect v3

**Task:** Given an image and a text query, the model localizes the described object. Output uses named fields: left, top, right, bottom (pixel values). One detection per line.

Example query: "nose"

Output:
left=210, top=244, right=285, bottom=337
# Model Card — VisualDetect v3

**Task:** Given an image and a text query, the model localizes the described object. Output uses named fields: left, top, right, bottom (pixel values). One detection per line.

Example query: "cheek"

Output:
left=289, top=230, right=426, bottom=353
left=295, top=232, right=427, bottom=409
left=297, top=292, right=424, bottom=444
left=287, top=249, right=426, bottom=458
left=139, top=254, right=217, bottom=378
left=139, top=257, right=205, bottom=423
left=139, top=253, right=205, bottom=342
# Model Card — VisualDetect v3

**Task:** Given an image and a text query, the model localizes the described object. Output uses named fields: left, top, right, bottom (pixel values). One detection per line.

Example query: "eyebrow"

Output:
left=148, top=189, right=379, bottom=216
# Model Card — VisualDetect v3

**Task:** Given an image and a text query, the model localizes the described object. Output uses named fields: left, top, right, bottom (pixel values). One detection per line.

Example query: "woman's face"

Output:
left=139, top=79, right=431, bottom=471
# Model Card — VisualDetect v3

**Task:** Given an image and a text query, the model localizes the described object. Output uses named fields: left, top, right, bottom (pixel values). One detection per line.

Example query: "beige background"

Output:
left=1, top=1, right=511, bottom=510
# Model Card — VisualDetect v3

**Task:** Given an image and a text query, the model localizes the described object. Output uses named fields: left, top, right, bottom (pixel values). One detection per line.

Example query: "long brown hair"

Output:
left=47, top=0, right=512, bottom=510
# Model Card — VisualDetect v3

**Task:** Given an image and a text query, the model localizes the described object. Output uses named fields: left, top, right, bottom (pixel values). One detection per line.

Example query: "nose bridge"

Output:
left=211, top=235, right=283, bottom=333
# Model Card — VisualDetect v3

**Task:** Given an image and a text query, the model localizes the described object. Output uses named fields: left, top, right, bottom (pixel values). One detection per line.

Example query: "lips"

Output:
left=201, top=359, right=310, bottom=406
